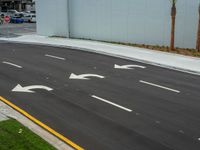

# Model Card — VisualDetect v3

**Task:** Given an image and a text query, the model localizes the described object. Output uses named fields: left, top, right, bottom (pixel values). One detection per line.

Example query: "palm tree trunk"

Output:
left=170, top=4, right=176, bottom=50
left=196, top=4, right=200, bottom=51
left=196, top=18, right=200, bottom=51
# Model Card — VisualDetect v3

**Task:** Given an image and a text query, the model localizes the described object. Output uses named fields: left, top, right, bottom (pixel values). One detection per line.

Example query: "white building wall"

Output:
left=36, top=0, right=200, bottom=49
left=36, top=0, right=69, bottom=37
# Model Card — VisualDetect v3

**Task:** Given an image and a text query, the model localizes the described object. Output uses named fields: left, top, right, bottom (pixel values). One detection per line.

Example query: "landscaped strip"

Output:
left=0, top=119, right=56, bottom=150
left=0, top=96, right=84, bottom=150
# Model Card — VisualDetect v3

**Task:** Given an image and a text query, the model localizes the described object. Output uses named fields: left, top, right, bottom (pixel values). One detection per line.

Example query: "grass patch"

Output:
left=0, top=119, right=56, bottom=150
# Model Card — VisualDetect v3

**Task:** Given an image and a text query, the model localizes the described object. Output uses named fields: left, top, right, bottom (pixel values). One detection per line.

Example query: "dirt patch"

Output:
left=109, top=42, right=200, bottom=58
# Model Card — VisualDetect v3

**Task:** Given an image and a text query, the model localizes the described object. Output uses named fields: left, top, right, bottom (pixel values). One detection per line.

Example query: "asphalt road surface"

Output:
left=0, top=42, right=200, bottom=150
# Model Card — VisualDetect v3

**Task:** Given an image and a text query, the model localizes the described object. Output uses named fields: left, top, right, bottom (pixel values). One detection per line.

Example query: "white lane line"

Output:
left=2, top=61, right=22, bottom=68
left=139, top=80, right=180, bottom=93
left=45, top=54, right=66, bottom=60
left=91, top=95, right=132, bottom=112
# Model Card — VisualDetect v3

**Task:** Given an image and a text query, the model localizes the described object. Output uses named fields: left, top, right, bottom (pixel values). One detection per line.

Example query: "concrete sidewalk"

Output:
left=0, top=112, right=8, bottom=121
left=0, top=100, right=73, bottom=150
left=1, top=34, right=200, bottom=75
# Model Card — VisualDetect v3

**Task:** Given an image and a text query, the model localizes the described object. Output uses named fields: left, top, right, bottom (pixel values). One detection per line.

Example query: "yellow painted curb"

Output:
left=0, top=96, right=84, bottom=150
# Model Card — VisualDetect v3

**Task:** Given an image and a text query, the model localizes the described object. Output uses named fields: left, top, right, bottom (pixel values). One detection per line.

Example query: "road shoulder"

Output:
left=0, top=98, right=74, bottom=150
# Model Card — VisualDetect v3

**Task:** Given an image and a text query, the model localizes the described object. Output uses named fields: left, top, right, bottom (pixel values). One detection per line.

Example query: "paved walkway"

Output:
left=0, top=112, right=8, bottom=121
left=0, top=100, right=73, bottom=150
left=1, top=34, right=200, bottom=75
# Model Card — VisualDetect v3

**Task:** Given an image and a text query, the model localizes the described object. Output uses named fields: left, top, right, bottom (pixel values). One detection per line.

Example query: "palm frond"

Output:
left=169, top=0, right=177, bottom=5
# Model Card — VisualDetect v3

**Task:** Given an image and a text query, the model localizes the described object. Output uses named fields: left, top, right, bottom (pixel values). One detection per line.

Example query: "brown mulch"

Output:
left=111, top=42, right=200, bottom=58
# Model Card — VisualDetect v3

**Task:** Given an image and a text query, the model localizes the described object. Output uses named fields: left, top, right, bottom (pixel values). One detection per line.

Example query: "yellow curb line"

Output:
left=0, top=96, right=84, bottom=150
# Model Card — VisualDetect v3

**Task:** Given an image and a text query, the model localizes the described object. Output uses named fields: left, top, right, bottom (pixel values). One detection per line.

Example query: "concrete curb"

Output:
left=0, top=100, right=74, bottom=150
left=1, top=39, right=200, bottom=76
left=0, top=112, right=8, bottom=122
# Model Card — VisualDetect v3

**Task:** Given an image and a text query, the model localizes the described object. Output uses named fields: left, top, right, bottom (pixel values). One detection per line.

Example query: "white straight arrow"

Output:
left=12, top=84, right=53, bottom=93
left=69, top=73, right=105, bottom=80
left=114, top=64, right=146, bottom=69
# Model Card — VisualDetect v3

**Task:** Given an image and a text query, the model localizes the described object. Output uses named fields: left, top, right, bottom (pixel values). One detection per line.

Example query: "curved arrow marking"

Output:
left=114, top=64, right=146, bottom=69
left=69, top=73, right=105, bottom=80
left=12, top=84, right=53, bottom=93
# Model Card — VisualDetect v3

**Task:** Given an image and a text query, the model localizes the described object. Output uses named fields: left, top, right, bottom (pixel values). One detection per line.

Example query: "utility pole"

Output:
left=19, top=0, right=22, bottom=12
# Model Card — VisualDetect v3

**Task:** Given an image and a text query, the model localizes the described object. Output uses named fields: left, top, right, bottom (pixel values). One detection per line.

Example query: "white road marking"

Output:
left=2, top=61, right=22, bottom=68
left=178, top=130, right=184, bottom=134
left=69, top=73, right=105, bottom=80
left=155, top=121, right=161, bottom=124
left=139, top=80, right=180, bottom=93
left=91, top=95, right=132, bottom=112
left=45, top=54, right=66, bottom=60
left=114, top=64, right=146, bottom=69
left=12, top=84, right=53, bottom=93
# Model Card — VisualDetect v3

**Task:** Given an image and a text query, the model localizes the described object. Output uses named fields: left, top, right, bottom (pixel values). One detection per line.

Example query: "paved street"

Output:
left=0, top=23, right=36, bottom=38
left=0, top=43, right=200, bottom=150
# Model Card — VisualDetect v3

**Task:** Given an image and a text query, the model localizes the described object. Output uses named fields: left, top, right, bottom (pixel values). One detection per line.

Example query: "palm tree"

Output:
left=196, top=3, right=200, bottom=51
left=169, top=0, right=177, bottom=50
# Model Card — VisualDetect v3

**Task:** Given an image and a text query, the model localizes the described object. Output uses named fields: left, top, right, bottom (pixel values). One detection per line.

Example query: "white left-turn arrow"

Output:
left=114, top=64, right=146, bottom=69
left=12, top=84, right=53, bottom=93
left=69, top=73, right=105, bottom=80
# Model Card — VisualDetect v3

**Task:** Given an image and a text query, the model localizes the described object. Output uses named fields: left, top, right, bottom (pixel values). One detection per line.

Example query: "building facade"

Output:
left=0, top=0, right=35, bottom=12
left=36, top=0, right=200, bottom=49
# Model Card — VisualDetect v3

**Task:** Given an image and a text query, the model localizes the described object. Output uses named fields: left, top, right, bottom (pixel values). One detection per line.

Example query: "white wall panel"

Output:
left=68, top=0, right=199, bottom=48
left=36, top=0, right=200, bottom=49
left=36, top=0, right=69, bottom=37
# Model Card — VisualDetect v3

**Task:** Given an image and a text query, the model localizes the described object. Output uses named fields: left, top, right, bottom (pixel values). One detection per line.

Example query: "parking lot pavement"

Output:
left=0, top=23, right=36, bottom=38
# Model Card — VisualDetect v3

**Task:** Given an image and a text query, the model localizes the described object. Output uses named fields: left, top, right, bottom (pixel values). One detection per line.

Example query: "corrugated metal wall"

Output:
left=36, top=0, right=69, bottom=37
left=68, top=0, right=199, bottom=49
left=36, top=0, right=200, bottom=49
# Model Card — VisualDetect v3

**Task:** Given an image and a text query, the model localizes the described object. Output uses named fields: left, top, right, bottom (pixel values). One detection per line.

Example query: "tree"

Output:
left=196, top=3, right=200, bottom=51
left=169, top=0, right=177, bottom=50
